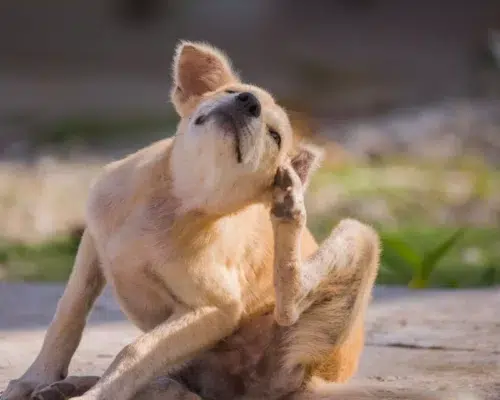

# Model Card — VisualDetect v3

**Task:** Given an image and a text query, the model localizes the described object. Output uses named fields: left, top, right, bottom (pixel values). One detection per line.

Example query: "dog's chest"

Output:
left=89, top=183, right=276, bottom=329
left=97, top=216, right=271, bottom=331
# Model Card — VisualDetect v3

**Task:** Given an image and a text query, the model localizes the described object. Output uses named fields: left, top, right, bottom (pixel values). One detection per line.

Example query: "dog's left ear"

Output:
left=289, top=144, right=323, bottom=189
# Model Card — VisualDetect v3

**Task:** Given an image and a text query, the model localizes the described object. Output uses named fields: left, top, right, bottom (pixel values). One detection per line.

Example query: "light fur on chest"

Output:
left=86, top=147, right=278, bottom=330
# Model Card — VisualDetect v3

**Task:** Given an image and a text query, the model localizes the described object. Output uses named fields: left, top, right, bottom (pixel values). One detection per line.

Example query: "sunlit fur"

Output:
left=171, top=82, right=292, bottom=214
left=1, top=41, right=478, bottom=400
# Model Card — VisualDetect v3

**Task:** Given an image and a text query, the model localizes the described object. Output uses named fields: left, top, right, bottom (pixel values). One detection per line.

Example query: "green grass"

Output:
left=304, top=160, right=500, bottom=288
left=383, top=227, right=468, bottom=289
left=0, top=235, right=80, bottom=282
left=310, top=220, right=500, bottom=288
left=379, top=227, right=499, bottom=288
left=0, top=158, right=498, bottom=287
left=0, top=225, right=498, bottom=287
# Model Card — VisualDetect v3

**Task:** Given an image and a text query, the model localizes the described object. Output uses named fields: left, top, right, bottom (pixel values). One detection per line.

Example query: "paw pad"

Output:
left=271, top=167, right=306, bottom=224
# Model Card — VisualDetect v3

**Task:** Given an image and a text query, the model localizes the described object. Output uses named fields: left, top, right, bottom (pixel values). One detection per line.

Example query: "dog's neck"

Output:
left=169, top=133, right=269, bottom=217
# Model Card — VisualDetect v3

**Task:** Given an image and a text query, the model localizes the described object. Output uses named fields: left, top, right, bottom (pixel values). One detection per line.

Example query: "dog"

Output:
left=2, top=41, right=472, bottom=400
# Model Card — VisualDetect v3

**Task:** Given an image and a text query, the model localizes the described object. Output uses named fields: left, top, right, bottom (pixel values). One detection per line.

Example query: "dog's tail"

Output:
left=288, top=378, right=481, bottom=400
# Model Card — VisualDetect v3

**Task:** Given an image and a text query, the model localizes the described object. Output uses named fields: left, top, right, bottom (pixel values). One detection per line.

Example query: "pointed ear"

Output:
left=290, top=144, right=323, bottom=189
left=171, top=41, right=240, bottom=115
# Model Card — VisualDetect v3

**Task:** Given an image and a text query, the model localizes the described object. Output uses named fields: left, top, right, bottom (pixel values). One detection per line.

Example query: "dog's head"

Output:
left=170, top=41, right=320, bottom=214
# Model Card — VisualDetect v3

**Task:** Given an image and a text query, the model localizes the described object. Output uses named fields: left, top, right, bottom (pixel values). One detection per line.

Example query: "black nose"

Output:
left=236, top=92, right=261, bottom=118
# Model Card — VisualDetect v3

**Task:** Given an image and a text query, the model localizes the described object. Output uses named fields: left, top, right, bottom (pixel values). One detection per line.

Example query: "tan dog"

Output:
left=2, top=42, right=471, bottom=400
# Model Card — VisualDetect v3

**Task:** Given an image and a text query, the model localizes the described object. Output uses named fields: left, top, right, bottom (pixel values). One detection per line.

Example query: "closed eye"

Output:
left=268, top=128, right=281, bottom=148
left=225, top=90, right=236, bottom=94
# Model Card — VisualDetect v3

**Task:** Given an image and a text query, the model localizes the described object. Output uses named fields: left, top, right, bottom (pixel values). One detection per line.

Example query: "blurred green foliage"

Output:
left=1, top=224, right=498, bottom=287
left=37, top=114, right=178, bottom=147
left=0, top=235, right=81, bottom=282
left=311, top=219, right=499, bottom=288
left=382, top=228, right=466, bottom=288
left=0, top=126, right=498, bottom=288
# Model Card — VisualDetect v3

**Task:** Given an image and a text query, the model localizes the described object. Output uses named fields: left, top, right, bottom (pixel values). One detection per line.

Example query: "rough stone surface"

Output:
left=0, top=283, right=499, bottom=399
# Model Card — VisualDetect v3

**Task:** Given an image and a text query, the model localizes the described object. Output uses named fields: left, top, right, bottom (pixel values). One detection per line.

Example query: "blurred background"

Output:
left=0, top=0, right=499, bottom=288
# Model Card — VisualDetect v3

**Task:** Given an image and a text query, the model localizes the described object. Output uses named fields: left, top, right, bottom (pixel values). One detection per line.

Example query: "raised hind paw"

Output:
left=31, top=376, right=99, bottom=400
left=271, top=164, right=306, bottom=227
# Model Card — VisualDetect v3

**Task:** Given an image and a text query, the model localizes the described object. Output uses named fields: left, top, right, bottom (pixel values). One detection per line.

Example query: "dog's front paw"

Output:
left=271, top=165, right=306, bottom=226
left=1, top=379, right=36, bottom=400
left=1, top=370, right=62, bottom=400
left=32, top=376, right=99, bottom=400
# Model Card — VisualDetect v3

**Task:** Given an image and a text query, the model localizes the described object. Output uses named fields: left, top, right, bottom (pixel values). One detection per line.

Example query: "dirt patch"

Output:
left=1, top=285, right=499, bottom=399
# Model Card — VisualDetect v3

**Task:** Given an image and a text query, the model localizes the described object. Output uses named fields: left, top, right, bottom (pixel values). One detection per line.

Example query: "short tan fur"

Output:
left=2, top=41, right=475, bottom=400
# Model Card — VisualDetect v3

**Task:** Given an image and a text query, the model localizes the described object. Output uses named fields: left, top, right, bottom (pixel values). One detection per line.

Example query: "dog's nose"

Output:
left=236, top=92, right=261, bottom=118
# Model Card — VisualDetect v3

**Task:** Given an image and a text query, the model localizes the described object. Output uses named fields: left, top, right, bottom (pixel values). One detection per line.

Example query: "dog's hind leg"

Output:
left=270, top=152, right=380, bottom=380
left=266, top=160, right=476, bottom=400
left=236, top=155, right=380, bottom=399
left=274, top=216, right=380, bottom=377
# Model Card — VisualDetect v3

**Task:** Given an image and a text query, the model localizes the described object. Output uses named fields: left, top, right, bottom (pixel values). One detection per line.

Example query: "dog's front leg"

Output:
left=76, top=304, right=241, bottom=400
left=2, top=230, right=104, bottom=400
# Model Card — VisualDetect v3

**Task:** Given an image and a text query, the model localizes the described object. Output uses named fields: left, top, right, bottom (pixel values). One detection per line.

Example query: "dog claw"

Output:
left=31, top=377, right=99, bottom=400
left=271, top=165, right=306, bottom=225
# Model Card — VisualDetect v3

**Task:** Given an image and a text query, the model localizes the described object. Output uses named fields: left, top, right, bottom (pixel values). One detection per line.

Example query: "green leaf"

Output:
left=421, top=228, right=466, bottom=280
left=382, top=235, right=422, bottom=271
left=446, top=278, right=460, bottom=289
left=408, top=277, right=429, bottom=289
left=479, top=266, right=496, bottom=286
left=378, top=263, right=408, bottom=279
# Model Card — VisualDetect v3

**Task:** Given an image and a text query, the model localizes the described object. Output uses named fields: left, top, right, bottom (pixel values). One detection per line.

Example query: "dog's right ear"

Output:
left=289, top=143, right=323, bottom=190
left=171, top=41, right=240, bottom=116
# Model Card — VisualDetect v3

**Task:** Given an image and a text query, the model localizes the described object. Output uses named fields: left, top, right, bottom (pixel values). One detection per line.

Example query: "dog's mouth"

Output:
left=205, top=110, right=245, bottom=163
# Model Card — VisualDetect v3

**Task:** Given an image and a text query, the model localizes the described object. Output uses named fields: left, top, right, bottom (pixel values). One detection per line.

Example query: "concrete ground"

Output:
left=0, top=283, right=499, bottom=399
